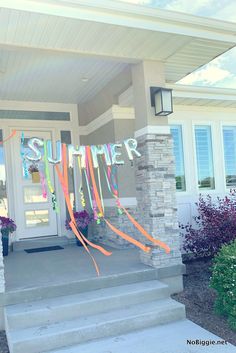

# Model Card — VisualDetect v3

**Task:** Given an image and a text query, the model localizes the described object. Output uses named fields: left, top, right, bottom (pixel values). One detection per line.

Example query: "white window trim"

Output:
left=192, top=121, right=217, bottom=194
left=220, top=121, right=236, bottom=193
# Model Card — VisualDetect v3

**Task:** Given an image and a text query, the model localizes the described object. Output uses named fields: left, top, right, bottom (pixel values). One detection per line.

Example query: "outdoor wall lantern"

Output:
left=150, top=87, right=173, bottom=116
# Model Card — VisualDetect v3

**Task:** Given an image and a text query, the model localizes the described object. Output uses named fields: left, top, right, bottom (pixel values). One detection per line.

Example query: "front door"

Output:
left=12, top=130, right=58, bottom=239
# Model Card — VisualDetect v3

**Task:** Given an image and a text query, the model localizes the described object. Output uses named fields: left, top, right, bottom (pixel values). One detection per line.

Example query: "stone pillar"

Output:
left=132, top=61, right=182, bottom=268
left=0, top=240, right=5, bottom=293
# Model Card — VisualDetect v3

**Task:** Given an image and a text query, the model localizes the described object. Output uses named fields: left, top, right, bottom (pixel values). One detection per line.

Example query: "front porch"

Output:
left=4, top=245, right=149, bottom=292
left=1, top=244, right=185, bottom=353
left=3, top=244, right=184, bottom=296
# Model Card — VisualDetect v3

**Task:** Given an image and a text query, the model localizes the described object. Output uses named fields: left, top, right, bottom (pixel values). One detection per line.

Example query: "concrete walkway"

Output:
left=50, top=319, right=235, bottom=353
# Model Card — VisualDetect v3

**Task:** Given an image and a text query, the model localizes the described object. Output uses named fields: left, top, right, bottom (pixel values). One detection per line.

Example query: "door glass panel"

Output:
left=21, top=137, right=44, bottom=179
left=25, top=210, right=49, bottom=227
left=24, top=186, right=47, bottom=203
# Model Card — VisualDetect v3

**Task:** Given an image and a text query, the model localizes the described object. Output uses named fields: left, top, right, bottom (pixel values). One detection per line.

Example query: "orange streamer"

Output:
left=55, top=146, right=111, bottom=276
left=0, top=130, right=16, bottom=144
left=62, top=144, right=69, bottom=194
left=86, top=146, right=151, bottom=253
left=121, top=206, right=170, bottom=254
left=105, top=219, right=150, bottom=253
left=86, top=146, right=104, bottom=216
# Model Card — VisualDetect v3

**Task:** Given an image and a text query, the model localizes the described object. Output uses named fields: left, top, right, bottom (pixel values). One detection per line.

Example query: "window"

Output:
left=223, top=126, right=236, bottom=187
left=170, top=125, right=186, bottom=191
left=195, top=125, right=215, bottom=190
left=0, top=110, right=70, bottom=121
left=0, top=130, right=8, bottom=216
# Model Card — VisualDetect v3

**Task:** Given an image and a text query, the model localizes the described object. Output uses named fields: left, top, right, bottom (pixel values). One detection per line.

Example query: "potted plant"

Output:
left=0, top=216, right=17, bottom=256
left=28, top=163, right=40, bottom=183
left=65, top=210, right=92, bottom=246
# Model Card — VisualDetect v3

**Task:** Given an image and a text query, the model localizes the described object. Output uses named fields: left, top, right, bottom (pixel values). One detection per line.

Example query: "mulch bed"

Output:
left=172, top=257, right=236, bottom=346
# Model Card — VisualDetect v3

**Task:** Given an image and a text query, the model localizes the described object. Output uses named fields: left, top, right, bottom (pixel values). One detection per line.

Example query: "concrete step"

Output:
left=47, top=319, right=234, bottom=353
left=7, top=298, right=185, bottom=353
left=12, top=237, right=71, bottom=252
left=5, top=268, right=158, bottom=306
left=5, top=280, right=169, bottom=330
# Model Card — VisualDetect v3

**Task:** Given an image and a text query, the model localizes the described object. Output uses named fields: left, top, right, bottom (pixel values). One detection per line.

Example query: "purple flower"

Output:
left=0, top=216, right=17, bottom=234
left=65, top=210, right=92, bottom=231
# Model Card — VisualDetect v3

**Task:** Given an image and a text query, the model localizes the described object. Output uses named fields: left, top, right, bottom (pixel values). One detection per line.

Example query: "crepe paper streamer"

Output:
left=0, top=130, right=16, bottom=144
left=55, top=144, right=111, bottom=274
left=44, top=141, right=59, bottom=213
left=100, top=156, right=171, bottom=254
left=52, top=192, right=60, bottom=213
left=44, top=142, right=54, bottom=194
left=62, top=144, right=69, bottom=193
left=97, top=165, right=104, bottom=213
left=86, top=146, right=104, bottom=216
left=86, top=145, right=153, bottom=253
left=39, top=171, right=47, bottom=199
left=83, top=169, right=93, bottom=209
left=77, top=157, right=86, bottom=208
left=105, top=161, right=122, bottom=215
left=105, top=219, right=151, bottom=253
left=20, top=132, right=29, bottom=179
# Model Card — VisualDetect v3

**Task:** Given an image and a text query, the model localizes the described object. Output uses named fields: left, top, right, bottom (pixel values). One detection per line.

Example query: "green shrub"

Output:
left=210, top=240, right=236, bottom=331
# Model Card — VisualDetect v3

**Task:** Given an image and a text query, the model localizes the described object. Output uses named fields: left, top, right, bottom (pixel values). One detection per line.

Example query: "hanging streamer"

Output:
left=20, top=132, right=29, bottom=179
left=86, top=145, right=152, bottom=253
left=55, top=144, right=112, bottom=276
left=77, top=157, right=86, bottom=208
left=40, top=171, right=47, bottom=199
left=0, top=130, right=16, bottom=145
left=44, top=141, right=59, bottom=213
left=101, top=157, right=170, bottom=254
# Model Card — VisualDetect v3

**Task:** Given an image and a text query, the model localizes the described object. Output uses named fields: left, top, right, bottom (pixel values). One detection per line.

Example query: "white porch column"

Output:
left=132, top=61, right=182, bottom=268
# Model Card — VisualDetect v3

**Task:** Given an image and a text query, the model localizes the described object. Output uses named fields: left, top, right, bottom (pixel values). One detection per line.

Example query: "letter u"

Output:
left=47, top=140, right=62, bottom=164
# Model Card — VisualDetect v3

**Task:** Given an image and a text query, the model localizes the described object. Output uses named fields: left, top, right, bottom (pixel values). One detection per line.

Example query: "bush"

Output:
left=210, top=240, right=236, bottom=331
left=181, top=190, right=236, bottom=258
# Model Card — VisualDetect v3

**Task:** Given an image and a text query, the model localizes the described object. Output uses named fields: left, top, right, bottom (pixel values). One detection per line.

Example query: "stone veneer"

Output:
left=0, top=240, right=5, bottom=293
left=91, top=132, right=182, bottom=269
left=135, top=132, right=182, bottom=268
left=91, top=207, right=139, bottom=249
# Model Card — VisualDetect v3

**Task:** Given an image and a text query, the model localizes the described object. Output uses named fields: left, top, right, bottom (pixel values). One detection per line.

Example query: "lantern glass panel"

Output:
left=162, top=89, right=172, bottom=113
left=154, top=91, right=162, bottom=115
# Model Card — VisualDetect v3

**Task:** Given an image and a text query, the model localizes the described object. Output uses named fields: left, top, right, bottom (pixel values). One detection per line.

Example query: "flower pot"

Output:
left=32, top=171, right=40, bottom=183
left=1, top=229, right=9, bottom=256
left=76, top=226, right=88, bottom=247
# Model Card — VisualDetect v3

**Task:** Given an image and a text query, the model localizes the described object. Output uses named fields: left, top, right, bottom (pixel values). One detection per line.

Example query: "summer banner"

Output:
left=1, top=132, right=170, bottom=275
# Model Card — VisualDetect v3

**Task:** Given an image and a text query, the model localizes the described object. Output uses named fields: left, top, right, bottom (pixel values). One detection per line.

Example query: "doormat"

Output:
left=24, top=246, right=64, bottom=253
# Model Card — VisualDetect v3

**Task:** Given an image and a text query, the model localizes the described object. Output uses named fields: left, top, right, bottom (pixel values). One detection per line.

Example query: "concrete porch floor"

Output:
left=4, top=245, right=149, bottom=292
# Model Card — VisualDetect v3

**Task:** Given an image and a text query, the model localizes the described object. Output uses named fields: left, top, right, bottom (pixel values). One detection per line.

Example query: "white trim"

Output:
left=79, top=105, right=134, bottom=136
left=104, top=197, right=137, bottom=207
left=2, top=0, right=236, bottom=43
left=135, top=125, right=170, bottom=138
left=122, top=84, right=236, bottom=110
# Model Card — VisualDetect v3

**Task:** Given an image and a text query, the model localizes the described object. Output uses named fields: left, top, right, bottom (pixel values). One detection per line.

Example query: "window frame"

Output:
left=193, top=123, right=216, bottom=192
left=170, top=124, right=186, bottom=192
left=221, top=124, right=236, bottom=190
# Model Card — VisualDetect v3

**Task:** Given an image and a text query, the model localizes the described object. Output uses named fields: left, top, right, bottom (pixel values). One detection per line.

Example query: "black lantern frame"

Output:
left=150, top=87, right=173, bottom=116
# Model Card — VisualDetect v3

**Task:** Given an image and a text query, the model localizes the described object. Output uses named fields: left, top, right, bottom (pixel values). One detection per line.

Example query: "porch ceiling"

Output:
left=0, top=1, right=235, bottom=103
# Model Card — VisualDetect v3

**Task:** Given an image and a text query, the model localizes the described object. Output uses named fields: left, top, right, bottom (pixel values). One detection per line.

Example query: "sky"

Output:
left=116, top=0, right=236, bottom=89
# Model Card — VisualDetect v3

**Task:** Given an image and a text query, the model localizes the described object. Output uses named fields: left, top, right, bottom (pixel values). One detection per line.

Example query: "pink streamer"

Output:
left=40, top=171, right=47, bottom=199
